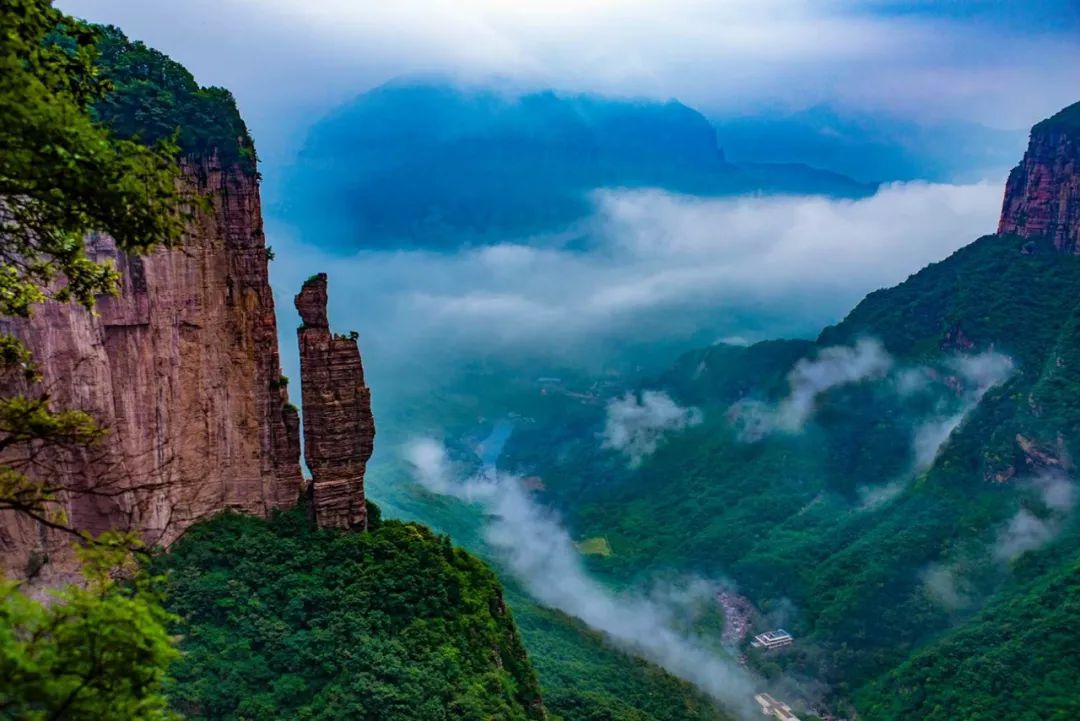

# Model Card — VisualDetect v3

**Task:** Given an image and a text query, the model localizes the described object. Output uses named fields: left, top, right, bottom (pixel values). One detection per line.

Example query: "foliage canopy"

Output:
left=155, top=507, right=546, bottom=721
left=0, top=535, right=180, bottom=721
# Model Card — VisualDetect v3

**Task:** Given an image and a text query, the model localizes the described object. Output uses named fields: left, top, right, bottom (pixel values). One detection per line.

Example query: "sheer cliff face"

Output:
left=999, top=104, right=1080, bottom=252
left=0, top=155, right=302, bottom=580
left=295, top=274, right=375, bottom=529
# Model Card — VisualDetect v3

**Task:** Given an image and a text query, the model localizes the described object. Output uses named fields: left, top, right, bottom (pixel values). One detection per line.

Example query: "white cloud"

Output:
left=920, top=563, right=971, bottom=610
left=731, top=339, right=893, bottom=440
left=924, top=472, right=1077, bottom=608
left=993, top=472, right=1076, bottom=562
left=911, top=351, right=1014, bottom=470
left=403, top=438, right=764, bottom=718
left=993, top=509, right=1060, bottom=562
left=601, top=391, right=703, bottom=467
left=269, top=180, right=1002, bottom=373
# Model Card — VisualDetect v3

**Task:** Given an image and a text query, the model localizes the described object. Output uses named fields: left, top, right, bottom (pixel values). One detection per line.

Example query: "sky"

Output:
left=60, top=0, right=1080, bottom=169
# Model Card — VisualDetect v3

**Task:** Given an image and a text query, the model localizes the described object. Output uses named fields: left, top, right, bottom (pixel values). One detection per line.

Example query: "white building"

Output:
left=751, top=629, right=794, bottom=650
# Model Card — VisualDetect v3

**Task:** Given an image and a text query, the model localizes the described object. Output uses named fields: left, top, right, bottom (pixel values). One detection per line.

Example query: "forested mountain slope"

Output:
left=500, top=100, right=1080, bottom=718
left=155, top=506, right=545, bottom=721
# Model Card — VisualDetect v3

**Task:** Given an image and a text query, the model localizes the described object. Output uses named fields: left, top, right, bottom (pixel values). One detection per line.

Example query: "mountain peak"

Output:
left=998, top=100, right=1080, bottom=252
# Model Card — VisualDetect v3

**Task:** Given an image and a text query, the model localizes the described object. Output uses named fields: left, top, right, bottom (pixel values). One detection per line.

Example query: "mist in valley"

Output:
left=404, top=437, right=767, bottom=718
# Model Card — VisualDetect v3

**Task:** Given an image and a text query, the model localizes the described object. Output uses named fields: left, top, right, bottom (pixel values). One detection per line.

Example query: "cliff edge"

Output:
left=999, top=101, right=1080, bottom=252
left=0, top=154, right=303, bottom=580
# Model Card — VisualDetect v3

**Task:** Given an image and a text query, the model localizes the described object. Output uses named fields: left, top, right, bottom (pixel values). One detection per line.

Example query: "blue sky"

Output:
left=60, top=0, right=1080, bottom=168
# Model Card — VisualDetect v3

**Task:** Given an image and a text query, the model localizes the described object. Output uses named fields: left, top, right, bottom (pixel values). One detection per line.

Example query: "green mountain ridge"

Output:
left=496, top=135, right=1080, bottom=716
left=155, top=506, right=545, bottom=721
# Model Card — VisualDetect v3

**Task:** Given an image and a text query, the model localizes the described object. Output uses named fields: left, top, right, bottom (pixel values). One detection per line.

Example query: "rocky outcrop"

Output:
left=999, top=101, right=1080, bottom=252
left=0, top=155, right=303, bottom=580
left=295, top=274, right=374, bottom=529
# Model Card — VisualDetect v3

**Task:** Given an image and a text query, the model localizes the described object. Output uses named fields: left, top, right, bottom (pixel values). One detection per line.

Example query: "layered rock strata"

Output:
left=0, top=155, right=303, bottom=580
left=295, top=274, right=375, bottom=529
left=999, top=101, right=1080, bottom=252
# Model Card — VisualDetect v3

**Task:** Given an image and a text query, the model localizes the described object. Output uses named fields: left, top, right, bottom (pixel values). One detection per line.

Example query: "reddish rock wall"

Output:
left=295, top=273, right=374, bottom=529
left=0, top=155, right=303, bottom=580
left=999, top=105, right=1080, bottom=253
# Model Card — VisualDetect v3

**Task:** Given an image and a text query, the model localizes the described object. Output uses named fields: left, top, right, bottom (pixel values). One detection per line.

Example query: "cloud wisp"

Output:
left=404, top=438, right=763, bottom=718
left=911, top=351, right=1014, bottom=471
left=601, top=391, right=703, bottom=467
left=731, top=339, right=892, bottom=441
left=854, top=350, right=1013, bottom=508
left=922, top=471, right=1076, bottom=608
left=993, top=472, right=1077, bottom=562
left=721, top=341, right=1013, bottom=507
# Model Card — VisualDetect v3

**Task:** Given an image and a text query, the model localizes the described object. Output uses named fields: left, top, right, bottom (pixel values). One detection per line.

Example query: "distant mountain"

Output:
left=283, top=81, right=875, bottom=249
left=712, top=104, right=1027, bottom=183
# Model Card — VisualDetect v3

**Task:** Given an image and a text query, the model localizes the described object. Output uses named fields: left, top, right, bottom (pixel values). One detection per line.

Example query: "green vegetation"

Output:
left=1033, top=99, right=1080, bottom=134
left=859, top=542, right=1080, bottom=721
left=491, top=227, right=1080, bottom=715
left=1, top=4, right=251, bottom=718
left=155, top=502, right=733, bottom=721
left=0, top=536, right=179, bottom=721
left=0, top=0, right=182, bottom=325
left=92, top=25, right=256, bottom=172
left=510, top=593, right=732, bottom=721
left=154, top=506, right=545, bottom=721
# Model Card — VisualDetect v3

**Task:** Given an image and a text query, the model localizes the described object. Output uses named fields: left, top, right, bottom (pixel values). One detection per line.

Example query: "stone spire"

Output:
left=295, top=273, right=375, bottom=529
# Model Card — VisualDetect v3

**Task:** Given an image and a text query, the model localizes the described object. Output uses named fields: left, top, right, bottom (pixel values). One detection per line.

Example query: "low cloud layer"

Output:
left=404, top=438, right=762, bottom=717
left=270, top=181, right=1002, bottom=376
left=732, top=339, right=892, bottom=441
left=601, top=391, right=702, bottom=466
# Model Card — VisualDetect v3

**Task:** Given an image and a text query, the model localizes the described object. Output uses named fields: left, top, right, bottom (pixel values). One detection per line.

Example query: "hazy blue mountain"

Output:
left=282, top=80, right=875, bottom=249
left=712, top=104, right=1027, bottom=183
